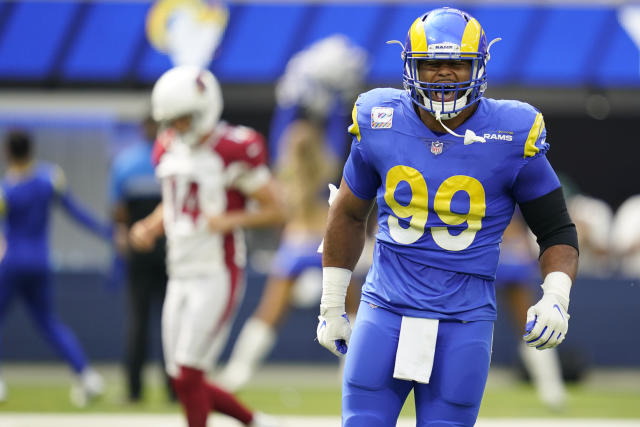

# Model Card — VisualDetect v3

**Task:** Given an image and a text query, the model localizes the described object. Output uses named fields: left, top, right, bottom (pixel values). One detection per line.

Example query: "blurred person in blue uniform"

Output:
left=495, top=213, right=566, bottom=411
left=316, top=7, right=579, bottom=426
left=217, top=35, right=367, bottom=392
left=109, top=116, right=174, bottom=403
left=0, top=130, right=112, bottom=406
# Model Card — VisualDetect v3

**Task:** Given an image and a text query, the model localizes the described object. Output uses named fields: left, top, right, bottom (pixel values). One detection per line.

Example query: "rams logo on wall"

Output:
left=146, top=0, right=229, bottom=68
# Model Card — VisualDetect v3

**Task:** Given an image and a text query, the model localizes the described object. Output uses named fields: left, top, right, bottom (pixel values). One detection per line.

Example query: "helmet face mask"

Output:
left=151, top=65, right=223, bottom=146
left=402, top=7, right=489, bottom=119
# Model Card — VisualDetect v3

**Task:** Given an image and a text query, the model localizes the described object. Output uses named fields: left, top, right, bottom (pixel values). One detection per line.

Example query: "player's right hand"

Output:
left=129, top=220, right=157, bottom=252
left=522, top=272, right=572, bottom=350
left=317, top=307, right=351, bottom=357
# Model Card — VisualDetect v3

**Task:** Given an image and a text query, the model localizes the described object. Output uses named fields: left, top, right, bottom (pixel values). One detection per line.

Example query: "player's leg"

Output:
left=152, top=265, right=175, bottom=401
left=342, top=302, right=413, bottom=427
left=21, top=269, right=103, bottom=406
left=413, top=320, right=493, bottom=427
left=124, top=261, right=153, bottom=402
left=194, top=272, right=276, bottom=426
left=162, top=278, right=209, bottom=427
left=170, top=273, right=254, bottom=426
left=21, top=271, right=88, bottom=372
left=0, top=264, right=18, bottom=402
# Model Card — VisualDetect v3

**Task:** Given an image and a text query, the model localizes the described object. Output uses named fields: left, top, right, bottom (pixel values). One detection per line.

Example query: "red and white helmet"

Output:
left=151, top=65, right=223, bottom=146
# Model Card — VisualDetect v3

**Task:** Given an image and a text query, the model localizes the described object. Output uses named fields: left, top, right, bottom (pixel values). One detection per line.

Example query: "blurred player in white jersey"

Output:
left=217, top=35, right=368, bottom=392
left=130, top=65, right=284, bottom=427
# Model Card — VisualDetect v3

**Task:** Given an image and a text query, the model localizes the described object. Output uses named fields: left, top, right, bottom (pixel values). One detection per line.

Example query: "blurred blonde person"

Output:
left=218, top=118, right=341, bottom=391
left=218, top=35, right=367, bottom=392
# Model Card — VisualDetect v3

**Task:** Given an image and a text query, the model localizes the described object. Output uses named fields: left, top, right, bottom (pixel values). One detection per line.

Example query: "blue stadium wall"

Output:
left=2, top=269, right=639, bottom=368
left=0, top=1, right=637, bottom=87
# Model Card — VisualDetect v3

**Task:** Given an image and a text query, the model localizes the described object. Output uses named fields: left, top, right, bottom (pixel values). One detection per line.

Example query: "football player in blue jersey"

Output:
left=316, top=7, right=579, bottom=426
left=0, top=130, right=112, bottom=406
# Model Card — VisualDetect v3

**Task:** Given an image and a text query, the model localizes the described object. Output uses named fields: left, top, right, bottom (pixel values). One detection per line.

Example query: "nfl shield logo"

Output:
left=430, top=141, right=443, bottom=155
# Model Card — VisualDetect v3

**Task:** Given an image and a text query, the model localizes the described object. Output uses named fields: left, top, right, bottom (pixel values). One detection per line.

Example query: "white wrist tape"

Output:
left=541, top=271, right=572, bottom=310
left=320, top=267, right=352, bottom=313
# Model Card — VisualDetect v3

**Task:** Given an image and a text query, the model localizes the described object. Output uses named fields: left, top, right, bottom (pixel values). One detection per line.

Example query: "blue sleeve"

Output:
left=343, top=137, right=380, bottom=200
left=59, top=191, right=113, bottom=241
left=512, top=155, right=561, bottom=203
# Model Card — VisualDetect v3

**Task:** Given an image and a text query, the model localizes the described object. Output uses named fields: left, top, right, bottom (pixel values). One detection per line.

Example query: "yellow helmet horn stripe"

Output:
left=409, top=17, right=428, bottom=58
left=461, top=17, right=483, bottom=58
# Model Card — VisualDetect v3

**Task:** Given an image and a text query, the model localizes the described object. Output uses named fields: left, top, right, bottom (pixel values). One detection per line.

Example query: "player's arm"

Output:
left=323, top=178, right=375, bottom=270
left=129, top=202, right=164, bottom=252
left=111, top=202, right=130, bottom=255
left=317, top=179, right=375, bottom=357
left=514, top=157, right=579, bottom=350
left=53, top=166, right=113, bottom=241
left=108, top=158, right=130, bottom=255
left=207, top=177, right=286, bottom=233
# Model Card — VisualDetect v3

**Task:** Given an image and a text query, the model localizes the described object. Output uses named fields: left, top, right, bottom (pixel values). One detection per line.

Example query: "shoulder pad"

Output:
left=349, top=88, right=405, bottom=142
left=215, top=123, right=267, bottom=167
left=486, top=99, right=548, bottom=159
left=152, top=129, right=176, bottom=167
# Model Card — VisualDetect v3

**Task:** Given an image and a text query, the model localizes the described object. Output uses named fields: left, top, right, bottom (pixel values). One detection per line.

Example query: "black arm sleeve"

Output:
left=519, top=187, right=579, bottom=257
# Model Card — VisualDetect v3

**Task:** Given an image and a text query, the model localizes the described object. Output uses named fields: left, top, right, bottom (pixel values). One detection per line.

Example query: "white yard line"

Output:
left=0, top=414, right=639, bottom=427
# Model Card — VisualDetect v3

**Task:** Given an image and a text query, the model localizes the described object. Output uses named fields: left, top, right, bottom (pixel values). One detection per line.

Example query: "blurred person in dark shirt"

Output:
left=109, top=116, right=174, bottom=403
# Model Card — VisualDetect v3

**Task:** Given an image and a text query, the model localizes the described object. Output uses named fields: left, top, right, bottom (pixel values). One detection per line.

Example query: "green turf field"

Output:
left=1, top=365, right=639, bottom=419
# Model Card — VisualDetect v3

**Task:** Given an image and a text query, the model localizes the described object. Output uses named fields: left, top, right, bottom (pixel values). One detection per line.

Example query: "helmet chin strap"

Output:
left=434, top=110, right=486, bottom=145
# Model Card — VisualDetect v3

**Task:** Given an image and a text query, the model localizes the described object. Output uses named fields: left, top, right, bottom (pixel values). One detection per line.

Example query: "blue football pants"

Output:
left=342, top=301, right=493, bottom=427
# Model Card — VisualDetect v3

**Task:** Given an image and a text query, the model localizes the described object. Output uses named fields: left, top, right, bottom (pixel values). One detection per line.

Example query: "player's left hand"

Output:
left=523, top=290, right=570, bottom=350
left=317, top=307, right=351, bottom=357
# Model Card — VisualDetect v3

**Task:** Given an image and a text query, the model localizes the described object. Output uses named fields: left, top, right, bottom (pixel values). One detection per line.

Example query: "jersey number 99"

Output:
left=384, top=165, right=486, bottom=251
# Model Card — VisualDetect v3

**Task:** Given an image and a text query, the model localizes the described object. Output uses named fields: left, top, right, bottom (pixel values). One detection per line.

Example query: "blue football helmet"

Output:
left=401, top=7, right=496, bottom=119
